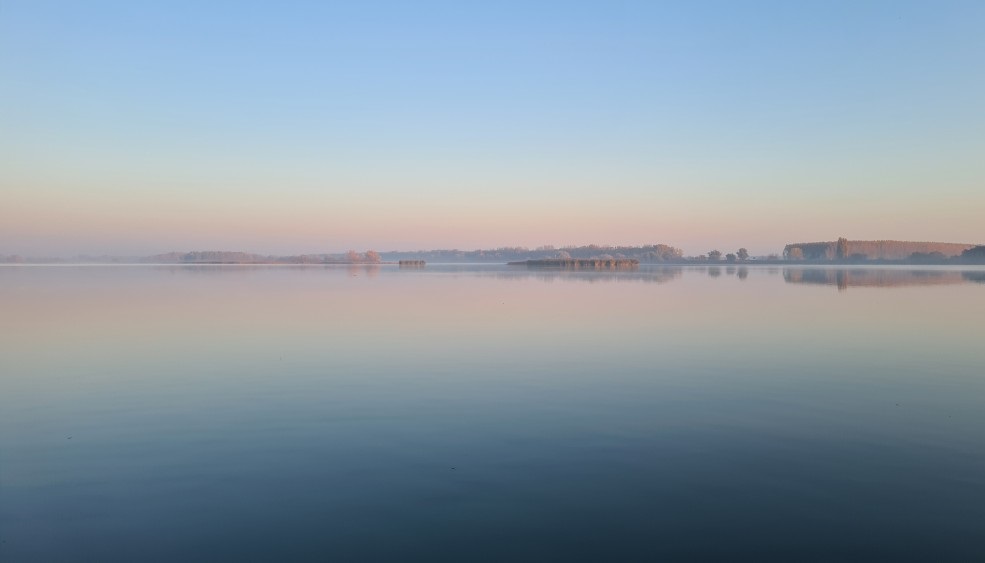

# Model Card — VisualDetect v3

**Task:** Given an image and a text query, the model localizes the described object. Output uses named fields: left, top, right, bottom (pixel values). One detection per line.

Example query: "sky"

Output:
left=1, top=0, right=983, bottom=257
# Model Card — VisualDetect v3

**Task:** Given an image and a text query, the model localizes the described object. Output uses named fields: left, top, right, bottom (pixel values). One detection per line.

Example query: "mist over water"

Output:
left=2, top=265, right=984, bottom=561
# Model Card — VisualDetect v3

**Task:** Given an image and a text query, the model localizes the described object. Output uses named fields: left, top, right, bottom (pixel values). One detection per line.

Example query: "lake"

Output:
left=2, top=264, right=984, bottom=561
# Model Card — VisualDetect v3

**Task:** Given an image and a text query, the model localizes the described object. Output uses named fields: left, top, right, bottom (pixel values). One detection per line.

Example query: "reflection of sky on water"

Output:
left=2, top=264, right=984, bottom=373
left=1, top=265, right=984, bottom=561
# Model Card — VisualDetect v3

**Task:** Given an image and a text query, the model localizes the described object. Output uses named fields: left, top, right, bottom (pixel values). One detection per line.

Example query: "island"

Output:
left=508, top=258, right=640, bottom=270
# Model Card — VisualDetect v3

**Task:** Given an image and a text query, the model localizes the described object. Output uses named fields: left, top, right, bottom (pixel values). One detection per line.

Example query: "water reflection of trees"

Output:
left=962, top=271, right=985, bottom=284
left=478, top=264, right=773, bottom=284
left=347, top=264, right=380, bottom=278
left=481, top=268, right=685, bottom=284
left=783, top=268, right=975, bottom=290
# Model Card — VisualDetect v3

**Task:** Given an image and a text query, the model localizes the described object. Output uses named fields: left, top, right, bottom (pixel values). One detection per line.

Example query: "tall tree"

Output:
left=836, top=238, right=850, bottom=260
left=737, top=248, right=749, bottom=261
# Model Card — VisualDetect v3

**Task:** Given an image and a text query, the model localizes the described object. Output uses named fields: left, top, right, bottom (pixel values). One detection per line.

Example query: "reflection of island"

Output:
left=783, top=268, right=973, bottom=290
left=482, top=267, right=682, bottom=284
left=963, top=271, right=985, bottom=284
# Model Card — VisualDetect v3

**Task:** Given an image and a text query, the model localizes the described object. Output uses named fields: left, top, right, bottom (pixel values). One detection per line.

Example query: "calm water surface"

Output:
left=1, top=265, right=984, bottom=561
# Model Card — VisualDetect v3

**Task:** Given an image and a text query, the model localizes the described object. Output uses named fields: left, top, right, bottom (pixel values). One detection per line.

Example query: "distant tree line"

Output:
left=139, top=250, right=383, bottom=264
left=344, top=250, right=381, bottom=263
left=11, top=242, right=983, bottom=265
left=141, top=251, right=268, bottom=264
left=961, top=246, right=985, bottom=263
left=783, top=239, right=979, bottom=263
left=379, top=244, right=686, bottom=263
left=694, top=248, right=752, bottom=263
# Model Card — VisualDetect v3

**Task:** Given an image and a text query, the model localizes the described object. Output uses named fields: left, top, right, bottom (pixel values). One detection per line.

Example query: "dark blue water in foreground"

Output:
left=2, top=265, right=984, bottom=561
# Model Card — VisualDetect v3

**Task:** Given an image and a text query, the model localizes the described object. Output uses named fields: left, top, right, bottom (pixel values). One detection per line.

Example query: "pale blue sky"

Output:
left=2, top=1, right=983, bottom=255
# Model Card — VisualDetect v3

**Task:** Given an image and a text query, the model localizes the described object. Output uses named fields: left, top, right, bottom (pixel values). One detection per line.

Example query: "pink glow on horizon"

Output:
left=1, top=184, right=981, bottom=256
